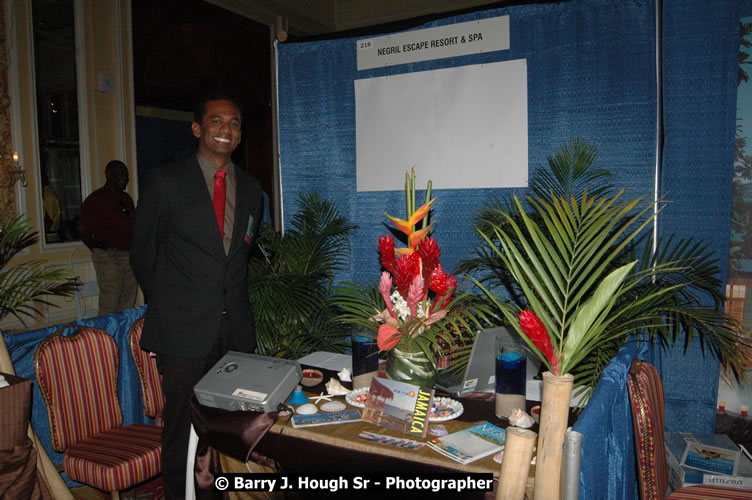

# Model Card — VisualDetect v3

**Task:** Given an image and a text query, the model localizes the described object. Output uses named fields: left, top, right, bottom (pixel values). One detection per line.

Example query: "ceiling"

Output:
left=209, top=0, right=509, bottom=38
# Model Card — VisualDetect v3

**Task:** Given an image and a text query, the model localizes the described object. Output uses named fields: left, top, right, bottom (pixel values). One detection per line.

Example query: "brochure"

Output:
left=427, top=421, right=506, bottom=464
left=291, top=409, right=362, bottom=428
left=666, top=432, right=752, bottom=490
left=362, top=377, right=435, bottom=437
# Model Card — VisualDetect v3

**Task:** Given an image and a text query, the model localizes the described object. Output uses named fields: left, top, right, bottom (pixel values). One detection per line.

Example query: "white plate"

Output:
left=429, top=397, right=464, bottom=422
left=345, top=387, right=369, bottom=408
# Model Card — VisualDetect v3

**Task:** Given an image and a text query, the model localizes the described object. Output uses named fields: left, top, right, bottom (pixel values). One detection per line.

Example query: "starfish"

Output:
left=309, top=392, right=333, bottom=404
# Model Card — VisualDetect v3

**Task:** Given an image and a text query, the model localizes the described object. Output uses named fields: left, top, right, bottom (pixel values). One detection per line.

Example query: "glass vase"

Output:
left=385, top=347, right=438, bottom=387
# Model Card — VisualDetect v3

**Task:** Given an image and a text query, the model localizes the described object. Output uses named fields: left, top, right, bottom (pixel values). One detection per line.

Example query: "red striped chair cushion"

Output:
left=628, top=360, right=752, bottom=499
left=34, top=326, right=123, bottom=452
left=128, top=318, right=165, bottom=421
left=668, top=485, right=752, bottom=499
left=63, top=423, right=161, bottom=492
left=628, top=360, right=669, bottom=500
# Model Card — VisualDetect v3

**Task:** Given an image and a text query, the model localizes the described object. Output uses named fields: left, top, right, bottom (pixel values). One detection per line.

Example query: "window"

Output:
left=31, top=0, right=87, bottom=244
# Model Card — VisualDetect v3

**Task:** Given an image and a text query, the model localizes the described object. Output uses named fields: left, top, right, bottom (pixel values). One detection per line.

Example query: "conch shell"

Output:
left=325, top=378, right=351, bottom=396
left=508, top=408, right=535, bottom=428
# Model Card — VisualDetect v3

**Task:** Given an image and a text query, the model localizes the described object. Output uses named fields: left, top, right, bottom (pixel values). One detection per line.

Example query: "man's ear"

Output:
left=191, top=122, right=201, bottom=138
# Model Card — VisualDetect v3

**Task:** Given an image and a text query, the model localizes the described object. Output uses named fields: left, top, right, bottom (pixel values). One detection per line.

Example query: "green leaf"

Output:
left=561, top=261, right=636, bottom=371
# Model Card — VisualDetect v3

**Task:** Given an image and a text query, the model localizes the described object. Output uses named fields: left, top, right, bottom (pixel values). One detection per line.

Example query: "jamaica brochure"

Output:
left=427, top=421, right=506, bottom=464
left=362, top=377, right=434, bottom=437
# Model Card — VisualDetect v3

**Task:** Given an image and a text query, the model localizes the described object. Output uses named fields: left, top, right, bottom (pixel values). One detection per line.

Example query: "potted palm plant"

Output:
left=459, top=139, right=747, bottom=400
left=247, top=191, right=356, bottom=359
left=0, top=215, right=78, bottom=325
left=459, top=139, right=747, bottom=498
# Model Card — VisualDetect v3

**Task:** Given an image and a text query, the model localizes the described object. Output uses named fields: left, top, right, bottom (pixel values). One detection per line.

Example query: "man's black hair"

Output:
left=105, top=160, right=126, bottom=173
left=193, top=89, right=243, bottom=123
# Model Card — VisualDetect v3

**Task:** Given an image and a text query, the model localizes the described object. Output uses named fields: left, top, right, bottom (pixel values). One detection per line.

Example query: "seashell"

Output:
left=508, top=408, right=535, bottom=428
left=531, top=405, right=541, bottom=424
left=325, top=378, right=351, bottom=396
left=301, top=369, right=324, bottom=387
left=296, top=403, right=318, bottom=415
left=321, top=401, right=346, bottom=412
left=338, top=367, right=352, bottom=382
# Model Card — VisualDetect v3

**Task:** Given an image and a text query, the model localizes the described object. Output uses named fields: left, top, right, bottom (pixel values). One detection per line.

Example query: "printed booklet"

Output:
left=362, top=377, right=435, bottom=437
left=291, top=409, right=362, bottom=428
left=427, top=421, right=506, bottom=464
left=666, top=432, right=752, bottom=490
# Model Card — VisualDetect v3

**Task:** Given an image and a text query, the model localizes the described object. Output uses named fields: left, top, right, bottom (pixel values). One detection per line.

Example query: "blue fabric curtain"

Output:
left=659, top=0, right=742, bottom=432
left=276, top=0, right=745, bottom=497
left=573, top=339, right=655, bottom=500
left=277, top=0, right=657, bottom=285
left=2, top=306, right=149, bottom=486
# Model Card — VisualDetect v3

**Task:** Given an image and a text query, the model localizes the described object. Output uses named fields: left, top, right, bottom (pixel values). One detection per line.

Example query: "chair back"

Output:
left=34, top=325, right=122, bottom=452
left=627, top=359, right=669, bottom=500
left=128, top=317, right=165, bottom=420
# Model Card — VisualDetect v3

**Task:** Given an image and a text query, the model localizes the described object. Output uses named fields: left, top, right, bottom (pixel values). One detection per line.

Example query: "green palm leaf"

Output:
left=248, top=192, right=355, bottom=358
left=0, top=216, right=78, bottom=325
left=461, top=140, right=747, bottom=403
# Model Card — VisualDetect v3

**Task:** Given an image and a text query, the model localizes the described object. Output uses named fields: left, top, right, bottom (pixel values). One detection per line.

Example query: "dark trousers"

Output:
left=157, top=317, right=234, bottom=500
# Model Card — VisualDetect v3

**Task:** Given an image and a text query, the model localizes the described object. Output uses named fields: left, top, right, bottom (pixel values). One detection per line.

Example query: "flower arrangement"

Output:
left=374, top=225, right=458, bottom=353
left=334, top=170, right=494, bottom=367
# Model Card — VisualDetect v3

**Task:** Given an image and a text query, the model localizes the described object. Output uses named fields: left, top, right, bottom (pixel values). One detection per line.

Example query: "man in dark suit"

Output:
left=130, top=90, right=263, bottom=499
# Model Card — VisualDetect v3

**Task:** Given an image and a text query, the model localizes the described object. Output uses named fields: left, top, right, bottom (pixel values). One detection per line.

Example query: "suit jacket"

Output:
left=130, top=155, right=264, bottom=358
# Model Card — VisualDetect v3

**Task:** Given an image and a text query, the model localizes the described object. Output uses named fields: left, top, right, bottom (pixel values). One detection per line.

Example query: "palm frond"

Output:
left=462, top=140, right=746, bottom=404
left=248, top=192, right=356, bottom=358
left=0, top=216, right=78, bottom=325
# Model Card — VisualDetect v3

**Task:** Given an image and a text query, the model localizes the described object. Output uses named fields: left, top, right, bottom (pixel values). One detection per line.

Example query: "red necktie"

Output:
left=212, top=169, right=226, bottom=238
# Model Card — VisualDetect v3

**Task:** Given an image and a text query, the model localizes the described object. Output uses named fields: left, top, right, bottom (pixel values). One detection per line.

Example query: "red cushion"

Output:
left=63, top=424, right=161, bottom=491
left=668, top=485, right=752, bottom=499
left=628, top=361, right=752, bottom=500
left=34, top=326, right=122, bottom=452
left=128, top=318, right=165, bottom=420
left=628, top=360, right=669, bottom=499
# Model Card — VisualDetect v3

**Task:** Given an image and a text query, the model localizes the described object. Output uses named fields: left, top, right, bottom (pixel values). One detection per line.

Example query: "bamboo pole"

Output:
left=497, top=427, right=537, bottom=500
left=533, top=372, right=574, bottom=500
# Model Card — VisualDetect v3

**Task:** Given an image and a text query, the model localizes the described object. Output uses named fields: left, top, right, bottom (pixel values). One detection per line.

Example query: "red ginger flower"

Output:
left=518, top=309, right=559, bottom=375
left=379, top=272, right=397, bottom=319
left=418, top=237, right=441, bottom=289
left=429, top=263, right=450, bottom=295
left=378, top=235, right=397, bottom=274
left=392, top=254, right=416, bottom=299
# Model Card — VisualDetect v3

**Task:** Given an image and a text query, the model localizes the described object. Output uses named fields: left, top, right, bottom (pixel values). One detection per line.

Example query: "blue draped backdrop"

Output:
left=277, top=0, right=748, bottom=498
left=2, top=0, right=748, bottom=497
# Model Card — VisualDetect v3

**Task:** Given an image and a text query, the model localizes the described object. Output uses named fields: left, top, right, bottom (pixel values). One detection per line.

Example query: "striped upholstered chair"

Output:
left=34, top=325, right=161, bottom=499
left=627, top=359, right=752, bottom=499
left=128, top=317, right=165, bottom=426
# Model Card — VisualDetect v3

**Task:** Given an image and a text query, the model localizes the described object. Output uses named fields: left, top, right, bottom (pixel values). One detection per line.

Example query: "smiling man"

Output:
left=130, top=90, right=264, bottom=499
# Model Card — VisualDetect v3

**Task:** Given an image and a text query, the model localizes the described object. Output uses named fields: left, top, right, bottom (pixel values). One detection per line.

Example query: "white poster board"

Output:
left=355, top=59, right=528, bottom=192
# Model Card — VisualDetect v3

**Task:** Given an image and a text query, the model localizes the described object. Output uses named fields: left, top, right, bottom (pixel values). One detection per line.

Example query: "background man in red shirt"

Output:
left=76, top=160, right=137, bottom=315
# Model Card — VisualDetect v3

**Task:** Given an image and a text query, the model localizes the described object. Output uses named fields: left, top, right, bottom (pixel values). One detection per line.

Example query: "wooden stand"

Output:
left=497, top=426, right=537, bottom=500
left=533, top=372, right=573, bottom=500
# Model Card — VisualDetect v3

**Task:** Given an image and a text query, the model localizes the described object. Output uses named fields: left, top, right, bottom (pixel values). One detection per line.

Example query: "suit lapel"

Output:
left=227, top=171, right=248, bottom=258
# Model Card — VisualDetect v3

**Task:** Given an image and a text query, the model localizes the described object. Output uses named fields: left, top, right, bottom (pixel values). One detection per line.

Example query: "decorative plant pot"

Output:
left=385, top=347, right=438, bottom=387
left=534, top=371, right=574, bottom=500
